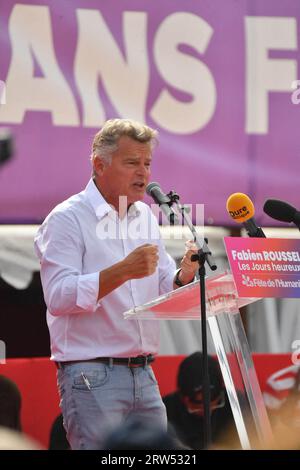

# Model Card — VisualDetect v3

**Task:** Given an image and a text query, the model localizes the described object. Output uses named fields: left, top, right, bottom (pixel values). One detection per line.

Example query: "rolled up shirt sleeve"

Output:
left=157, top=237, right=176, bottom=295
left=146, top=211, right=176, bottom=295
left=158, top=248, right=176, bottom=295
left=34, top=211, right=100, bottom=316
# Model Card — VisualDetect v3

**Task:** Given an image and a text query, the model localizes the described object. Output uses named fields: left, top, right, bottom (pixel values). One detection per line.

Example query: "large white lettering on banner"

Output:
left=0, top=4, right=297, bottom=134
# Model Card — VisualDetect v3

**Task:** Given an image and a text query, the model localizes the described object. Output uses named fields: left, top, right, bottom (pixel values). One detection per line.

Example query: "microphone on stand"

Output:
left=263, top=199, right=300, bottom=231
left=146, top=182, right=178, bottom=225
left=226, top=193, right=266, bottom=238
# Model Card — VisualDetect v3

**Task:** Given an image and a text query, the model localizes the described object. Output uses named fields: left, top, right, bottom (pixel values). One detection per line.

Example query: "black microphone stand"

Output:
left=166, top=190, right=217, bottom=449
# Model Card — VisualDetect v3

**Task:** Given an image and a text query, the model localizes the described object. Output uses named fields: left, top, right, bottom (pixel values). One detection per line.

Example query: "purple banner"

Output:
left=0, top=0, right=300, bottom=224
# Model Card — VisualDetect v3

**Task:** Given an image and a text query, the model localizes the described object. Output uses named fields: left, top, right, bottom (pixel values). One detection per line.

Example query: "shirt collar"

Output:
left=84, top=179, right=141, bottom=220
left=127, top=203, right=141, bottom=218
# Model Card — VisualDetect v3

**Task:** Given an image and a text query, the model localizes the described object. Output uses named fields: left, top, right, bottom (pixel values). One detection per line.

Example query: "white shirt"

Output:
left=34, top=179, right=176, bottom=361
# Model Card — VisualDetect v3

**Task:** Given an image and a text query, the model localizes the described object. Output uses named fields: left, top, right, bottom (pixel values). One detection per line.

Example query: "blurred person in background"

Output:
left=0, top=375, right=21, bottom=431
left=0, top=427, right=42, bottom=450
left=48, top=414, right=70, bottom=450
left=103, top=416, right=185, bottom=450
left=0, top=376, right=43, bottom=450
left=264, top=364, right=300, bottom=432
left=163, top=352, right=235, bottom=449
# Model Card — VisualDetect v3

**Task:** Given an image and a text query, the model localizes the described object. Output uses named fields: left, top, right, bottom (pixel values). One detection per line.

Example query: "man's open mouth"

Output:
left=133, top=182, right=145, bottom=189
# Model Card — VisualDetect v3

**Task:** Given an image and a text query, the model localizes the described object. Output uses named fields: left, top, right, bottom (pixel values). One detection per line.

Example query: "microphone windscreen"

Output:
left=226, top=193, right=255, bottom=223
left=263, top=199, right=297, bottom=223
left=146, top=182, right=159, bottom=196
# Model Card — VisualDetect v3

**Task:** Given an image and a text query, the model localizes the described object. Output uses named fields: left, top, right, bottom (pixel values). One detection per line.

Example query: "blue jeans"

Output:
left=57, top=361, right=167, bottom=450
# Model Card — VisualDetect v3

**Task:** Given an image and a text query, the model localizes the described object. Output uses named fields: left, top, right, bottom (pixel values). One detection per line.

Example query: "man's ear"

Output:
left=93, top=156, right=106, bottom=176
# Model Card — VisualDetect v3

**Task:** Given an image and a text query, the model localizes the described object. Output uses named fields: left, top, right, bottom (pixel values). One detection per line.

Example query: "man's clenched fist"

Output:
left=122, top=244, right=159, bottom=279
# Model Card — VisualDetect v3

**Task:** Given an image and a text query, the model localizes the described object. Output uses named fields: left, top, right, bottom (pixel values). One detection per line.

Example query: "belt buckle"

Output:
left=127, top=356, right=150, bottom=367
left=128, top=357, right=142, bottom=368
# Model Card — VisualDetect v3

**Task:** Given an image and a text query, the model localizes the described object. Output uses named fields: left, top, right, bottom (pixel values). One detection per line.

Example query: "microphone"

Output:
left=263, top=199, right=300, bottom=230
left=226, top=192, right=266, bottom=238
left=146, top=182, right=178, bottom=225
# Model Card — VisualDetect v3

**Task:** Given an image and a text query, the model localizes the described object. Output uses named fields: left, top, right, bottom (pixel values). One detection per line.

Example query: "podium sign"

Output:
left=224, top=237, right=300, bottom=298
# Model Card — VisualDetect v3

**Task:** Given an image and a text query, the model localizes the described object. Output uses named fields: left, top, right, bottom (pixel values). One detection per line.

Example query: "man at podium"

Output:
left=34, top=118, right=198, bottom=450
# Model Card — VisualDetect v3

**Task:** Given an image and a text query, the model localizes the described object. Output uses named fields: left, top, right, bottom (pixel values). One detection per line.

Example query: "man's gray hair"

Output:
left=91, top=119, right=158, bottom=168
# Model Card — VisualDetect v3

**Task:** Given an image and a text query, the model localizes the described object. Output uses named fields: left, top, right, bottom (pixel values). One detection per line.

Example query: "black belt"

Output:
left=56, top=354, right=155, bottom=369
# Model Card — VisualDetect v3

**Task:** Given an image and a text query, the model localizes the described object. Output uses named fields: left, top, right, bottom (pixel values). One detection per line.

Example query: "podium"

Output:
left=124, top=271, right=273, bottom=449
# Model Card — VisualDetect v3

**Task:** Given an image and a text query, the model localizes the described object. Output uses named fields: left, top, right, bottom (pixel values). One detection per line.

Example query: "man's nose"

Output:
left=136, top=164, right=147, bottom=176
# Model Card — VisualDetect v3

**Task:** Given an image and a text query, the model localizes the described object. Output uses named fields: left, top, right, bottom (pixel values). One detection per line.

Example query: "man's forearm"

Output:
left=98, top=261, right=129, bottom=300
left=97, top=244, right=159, bottom=300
